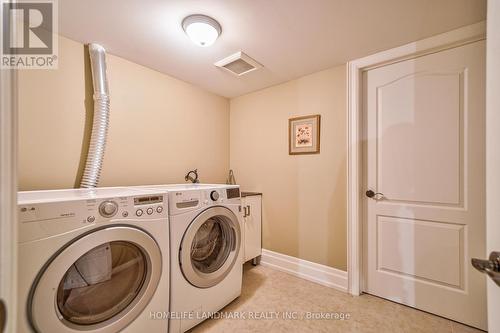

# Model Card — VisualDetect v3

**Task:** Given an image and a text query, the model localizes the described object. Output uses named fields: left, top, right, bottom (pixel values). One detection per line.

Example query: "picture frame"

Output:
left=288, top=114, right=321, bottom=155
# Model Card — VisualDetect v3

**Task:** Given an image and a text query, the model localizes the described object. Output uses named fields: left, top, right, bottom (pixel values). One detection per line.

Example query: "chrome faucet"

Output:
left=185, top=169, right=199, bottom=183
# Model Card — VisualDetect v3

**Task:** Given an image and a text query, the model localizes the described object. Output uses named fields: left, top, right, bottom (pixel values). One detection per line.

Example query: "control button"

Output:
left=122, top=211, right=129, bottom=217
left=99, top=201, right=118, bottom=218
left=146, top=207, right=154, bottom=215
left=156, top=206, right=163, bottom=213
left=210, top=191, right=219, bottom=201
left=87, top=216, right=95, bottom=223
left=136, top=209, right=144, bottom=217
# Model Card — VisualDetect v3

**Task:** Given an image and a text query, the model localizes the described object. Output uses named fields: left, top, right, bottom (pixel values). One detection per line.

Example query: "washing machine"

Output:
left=136, top=184, right=243, bottom=332
left=17, top=187, right=170, bottom=333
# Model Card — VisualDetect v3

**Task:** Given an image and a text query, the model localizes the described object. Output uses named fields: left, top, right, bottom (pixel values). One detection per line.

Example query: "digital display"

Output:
left=226, top=188, right=240, bottom=199
left=134, top=196, right=163, bottom=205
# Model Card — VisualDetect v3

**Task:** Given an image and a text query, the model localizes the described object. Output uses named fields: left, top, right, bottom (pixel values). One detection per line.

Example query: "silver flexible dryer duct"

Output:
left=80, top=44, right=110, bottom=188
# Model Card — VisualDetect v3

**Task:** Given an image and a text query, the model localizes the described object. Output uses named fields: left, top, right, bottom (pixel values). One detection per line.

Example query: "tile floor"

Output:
left=191, top=264, right=485, bottom=333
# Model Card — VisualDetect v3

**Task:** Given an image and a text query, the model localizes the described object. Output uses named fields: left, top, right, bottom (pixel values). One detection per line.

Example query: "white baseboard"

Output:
left=260, top=249, right=348, bottom=292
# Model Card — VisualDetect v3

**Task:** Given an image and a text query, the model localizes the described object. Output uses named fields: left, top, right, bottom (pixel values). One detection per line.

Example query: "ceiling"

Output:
left=59, top=0, right=486, bottom=98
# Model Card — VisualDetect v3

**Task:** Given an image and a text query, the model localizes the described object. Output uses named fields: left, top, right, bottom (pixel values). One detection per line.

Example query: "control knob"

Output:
left=210, top=191, right=219, bottom=201
left=99, top=201, right=118, bottom=218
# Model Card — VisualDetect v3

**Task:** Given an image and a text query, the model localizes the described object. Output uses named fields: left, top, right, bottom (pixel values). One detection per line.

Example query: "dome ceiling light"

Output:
left=182, top=14, right=222, bottom=47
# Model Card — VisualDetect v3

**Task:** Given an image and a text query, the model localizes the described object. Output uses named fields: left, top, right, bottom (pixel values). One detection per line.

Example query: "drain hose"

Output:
left=80, top=43, right=110, bottom=188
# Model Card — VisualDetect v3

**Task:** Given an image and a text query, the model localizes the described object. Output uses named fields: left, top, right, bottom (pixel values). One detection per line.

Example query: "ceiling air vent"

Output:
left=214, top=51, right=262, bottom=76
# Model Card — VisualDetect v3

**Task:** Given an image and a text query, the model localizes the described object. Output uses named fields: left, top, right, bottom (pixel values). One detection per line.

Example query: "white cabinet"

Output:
left=241, top=194, right=262, bottom=264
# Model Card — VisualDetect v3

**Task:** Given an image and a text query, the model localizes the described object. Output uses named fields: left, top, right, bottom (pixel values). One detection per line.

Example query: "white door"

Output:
left=363, top=40, right=486, bottom=329
left=485, top=1, right=500, bottom=332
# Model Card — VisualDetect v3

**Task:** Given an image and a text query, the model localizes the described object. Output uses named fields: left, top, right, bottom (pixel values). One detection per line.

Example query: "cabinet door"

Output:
left=243, top=195, right=262, bottom=262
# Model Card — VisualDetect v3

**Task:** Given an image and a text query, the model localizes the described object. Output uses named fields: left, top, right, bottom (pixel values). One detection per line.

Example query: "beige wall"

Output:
left=18, top=35, right=348, bottom=270
left=18, top=35, right=230, bottom=190
left=230, top=66, right=347, bottom=270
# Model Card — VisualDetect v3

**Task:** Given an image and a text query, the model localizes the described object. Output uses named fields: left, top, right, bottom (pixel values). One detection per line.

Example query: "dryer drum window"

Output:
left=56, top=241, right=147, bottom=325
left=191, top=216, right=234, bottom=274
left=180, top=206, right=241, bottom=288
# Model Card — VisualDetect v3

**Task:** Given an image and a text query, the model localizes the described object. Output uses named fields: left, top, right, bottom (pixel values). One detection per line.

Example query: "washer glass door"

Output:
left=180, top=206, right=240, bottom=288
left=30, top=226, right=162, bottom=333
left=57, top=241, right=146, bottom=325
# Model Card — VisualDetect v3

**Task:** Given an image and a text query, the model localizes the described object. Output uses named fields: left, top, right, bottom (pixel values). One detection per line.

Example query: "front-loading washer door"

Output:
left=29, top=226, right=162, bottom=333
left=179, top=206, right=241, bottom=288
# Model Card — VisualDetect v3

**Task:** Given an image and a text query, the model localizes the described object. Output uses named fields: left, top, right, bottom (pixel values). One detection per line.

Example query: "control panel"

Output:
left=168, top=186, right=240, bottom=216
left=82, top=195, right=166, bottom=223
left=18, top=192, right=168, bottom=243
left=133, top=195, right=164, bottom=218
left=226, top=187, right=240, bottom=199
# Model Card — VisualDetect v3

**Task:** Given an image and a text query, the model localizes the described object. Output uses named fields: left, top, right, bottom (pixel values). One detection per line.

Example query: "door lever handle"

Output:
left=472, top=251, right=500, bottom=287
left=366, top=190, right=384, bottom=199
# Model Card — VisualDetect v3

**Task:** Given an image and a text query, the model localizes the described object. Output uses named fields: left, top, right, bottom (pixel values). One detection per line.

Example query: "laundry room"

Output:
left=1, top=1, right=499, bottom=333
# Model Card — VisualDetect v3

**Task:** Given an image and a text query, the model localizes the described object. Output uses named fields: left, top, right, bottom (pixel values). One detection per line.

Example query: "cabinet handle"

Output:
left=0, top=298, right=5, bottom=333
left=247, top=205, right=251, bottom=216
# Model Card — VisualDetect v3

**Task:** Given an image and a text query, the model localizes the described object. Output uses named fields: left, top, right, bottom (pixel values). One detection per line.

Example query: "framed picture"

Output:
left=288, top=114, right=321, bottom=155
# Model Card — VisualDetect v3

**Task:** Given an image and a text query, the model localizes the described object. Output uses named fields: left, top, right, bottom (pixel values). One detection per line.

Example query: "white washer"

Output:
left=17, top=187, right=170, bottom=333
left=137, top=184, right=243, bottom=333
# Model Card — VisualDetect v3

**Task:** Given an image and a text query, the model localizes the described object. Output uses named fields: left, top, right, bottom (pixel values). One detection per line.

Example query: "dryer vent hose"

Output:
left=80, top=43, right=110, bottom=188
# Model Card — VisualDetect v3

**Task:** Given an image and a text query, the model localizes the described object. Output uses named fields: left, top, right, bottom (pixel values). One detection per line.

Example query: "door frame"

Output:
left=0, top=1, right=18, bottom=329
left=486, top=0, right=500, bottom=330
left=346, top=21, right=486, bottom=296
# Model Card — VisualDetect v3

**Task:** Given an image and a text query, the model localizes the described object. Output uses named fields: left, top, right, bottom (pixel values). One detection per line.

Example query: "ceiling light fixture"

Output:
left=182, top=14, right=221, bottom=47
